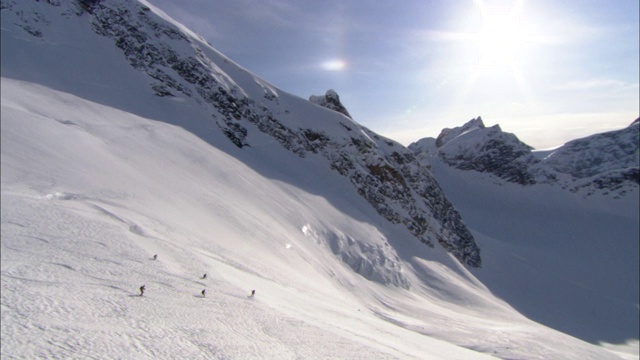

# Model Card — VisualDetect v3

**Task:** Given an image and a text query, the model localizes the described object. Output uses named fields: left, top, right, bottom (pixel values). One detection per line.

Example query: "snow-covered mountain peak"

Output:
left=412, top=116, right=639, bottom=196
left=435, top=116, right=485, bottom=147
left=422, top=117, right=540, bottom=185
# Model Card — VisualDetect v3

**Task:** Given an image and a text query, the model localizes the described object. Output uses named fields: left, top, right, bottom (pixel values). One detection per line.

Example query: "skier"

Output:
left=250, top=289, right=255, bottom=297
left=201, top=289, right=206, bottom=297
left=202, top=273, right=207, bottom=279
left=139, top=285, right=146, bottom=296
left=152, top=254, right=157, bottom=260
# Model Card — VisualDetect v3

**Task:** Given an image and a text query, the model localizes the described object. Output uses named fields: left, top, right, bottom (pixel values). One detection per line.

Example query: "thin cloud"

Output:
left=559, top=79, right=639, bottom=91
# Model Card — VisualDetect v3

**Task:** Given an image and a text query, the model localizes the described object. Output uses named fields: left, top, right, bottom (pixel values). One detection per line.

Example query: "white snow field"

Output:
left=2, top=78, right=634, bottom=360
left=1, top=0, right=638, bottom=358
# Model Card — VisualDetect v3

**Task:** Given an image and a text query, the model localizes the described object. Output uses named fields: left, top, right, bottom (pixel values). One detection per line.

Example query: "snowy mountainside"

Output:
left=410, top=117, right=639, bottom=344
left=410, top=116, right=639, bottom=197
left=427, top=156, right=639, bottom=345
left=0, top=0, right=479, bottom=267
left=2, top=70, right=624, bottom=360
left=2, top=0, right=638, bottom=358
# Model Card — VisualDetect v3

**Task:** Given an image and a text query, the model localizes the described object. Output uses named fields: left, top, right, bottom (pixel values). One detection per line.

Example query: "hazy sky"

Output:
left=147, top=0, right=639, bottom=149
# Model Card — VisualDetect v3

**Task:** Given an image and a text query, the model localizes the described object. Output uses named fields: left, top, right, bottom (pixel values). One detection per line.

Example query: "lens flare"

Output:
left=321, top=59, right=347, bottom=71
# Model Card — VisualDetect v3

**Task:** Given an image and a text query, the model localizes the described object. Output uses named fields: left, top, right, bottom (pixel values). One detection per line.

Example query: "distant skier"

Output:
left=139, top=285, right=146, bottom=296
left=201, top=289, right=206, bottom=297
left=152, top=254, right=157, bottom=260
left=202, top=273, right=207, bottom=279
left=250, top=289, right=255, bottom=297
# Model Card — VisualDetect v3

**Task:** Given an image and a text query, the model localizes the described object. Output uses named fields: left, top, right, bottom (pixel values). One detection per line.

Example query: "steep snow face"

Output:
left=0, top=0, right=480, bottom=267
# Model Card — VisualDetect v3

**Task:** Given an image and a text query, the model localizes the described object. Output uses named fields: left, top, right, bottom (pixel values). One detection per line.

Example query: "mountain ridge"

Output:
left=410, top=116, right=639, bottom=198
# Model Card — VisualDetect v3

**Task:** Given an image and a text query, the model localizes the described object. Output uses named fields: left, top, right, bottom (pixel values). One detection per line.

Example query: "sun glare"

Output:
left=453, top=0, right=537, bottom=109
left=321, top=59, right=347, bottom=71
left=472, top=0, right=527, bottom=75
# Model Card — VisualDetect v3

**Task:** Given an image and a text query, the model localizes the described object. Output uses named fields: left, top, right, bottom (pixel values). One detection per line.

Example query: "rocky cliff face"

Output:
left=410, top=117, right=639, bottom=198
left=1, top=0, right=481, bottom=268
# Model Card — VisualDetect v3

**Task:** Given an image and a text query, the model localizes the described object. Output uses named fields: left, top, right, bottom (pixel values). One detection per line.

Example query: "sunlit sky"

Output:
left=148, top=0, right=639, bottom=149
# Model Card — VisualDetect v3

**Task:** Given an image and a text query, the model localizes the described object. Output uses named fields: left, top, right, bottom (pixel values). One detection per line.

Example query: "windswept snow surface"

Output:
left=1, top=78, right=632, bottom=359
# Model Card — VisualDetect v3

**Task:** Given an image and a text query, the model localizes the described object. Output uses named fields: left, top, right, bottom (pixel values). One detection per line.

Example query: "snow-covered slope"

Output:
left=1, top=0, right=638, bottom=358
left=1, top=0, right=479, bottom=267
left=3, top=71, right=627, bottom=360
left=410, top=117, right=639, bottom=346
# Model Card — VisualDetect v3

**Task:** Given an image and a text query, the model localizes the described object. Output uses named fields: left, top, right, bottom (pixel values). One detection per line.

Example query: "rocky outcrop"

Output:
left=309, top=89, right=352, bottom=119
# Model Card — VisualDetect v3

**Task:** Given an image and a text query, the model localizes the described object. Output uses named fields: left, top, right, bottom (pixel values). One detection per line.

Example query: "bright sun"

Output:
left=472, top=0, right=527, bottom=75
